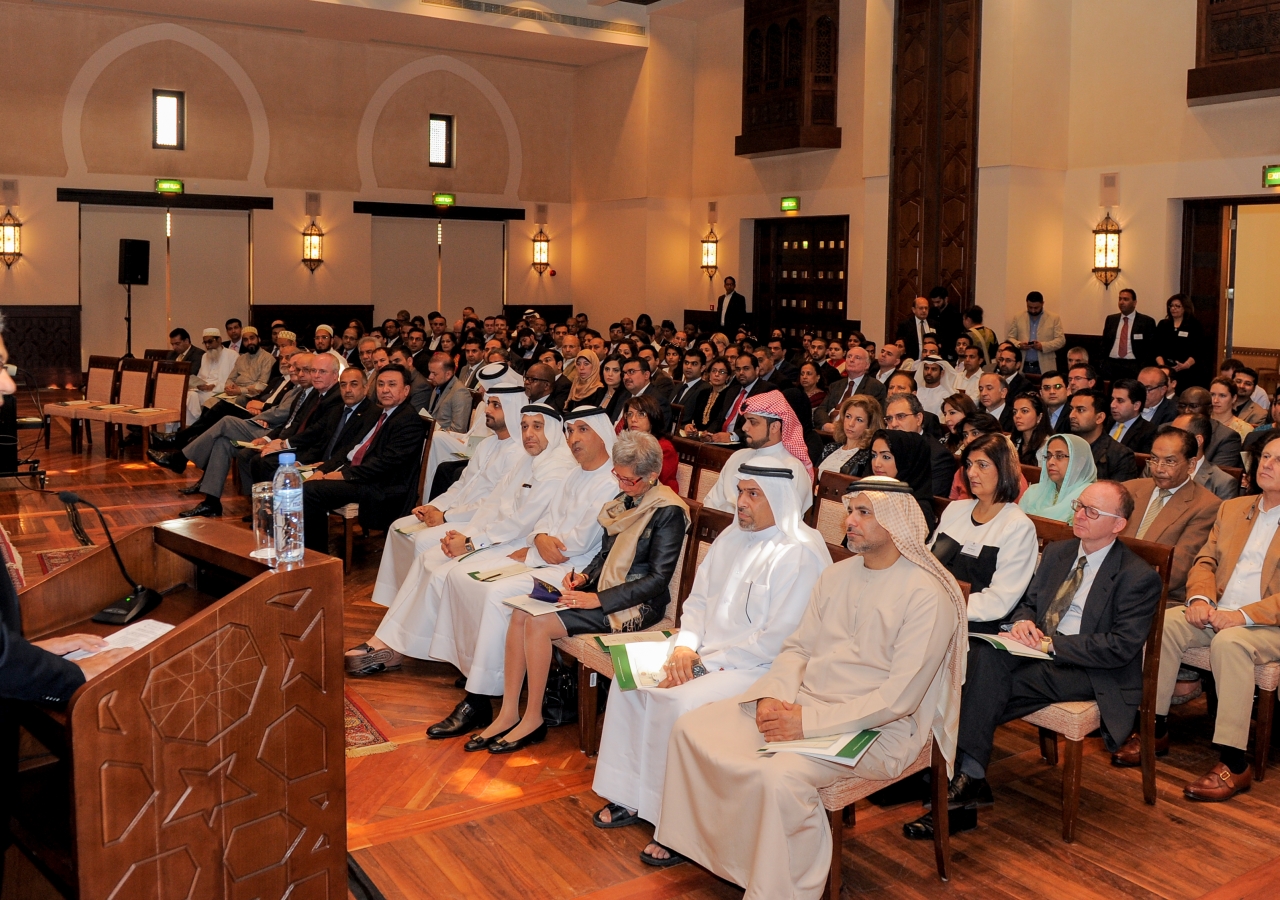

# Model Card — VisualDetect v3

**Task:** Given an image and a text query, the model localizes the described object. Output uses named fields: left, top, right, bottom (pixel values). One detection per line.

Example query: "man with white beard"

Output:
left=591, top=462, right=831, bottom=865
left=916, top=354, right=956, bottom=417
left=345, top=403, right=575, bottom=676
left=424, top=405, right=620, bottom=739
left=185, top=329, right=238, bottom=422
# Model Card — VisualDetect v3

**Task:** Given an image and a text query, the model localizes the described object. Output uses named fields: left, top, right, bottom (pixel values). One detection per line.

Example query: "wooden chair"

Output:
left=45, top=355, right=118, bottom=451
left=808, top=471, right=856, bottom=545
left=98, top=359, right=154, bottom=456
left=1021, top=516, right=1175, bottom=840
left=1021, top=463, right=1041, bottom=485
left=1135, top=452, right=1152, bottom=475
left=932, top=495, right=951, bottom=523
left=109, top=360, right=190, bottom=455
left=552, top=502, right=722, bottom=756
left=1221, top=465, right=1244, bottom=485
left=693, top=443, right=734, bottom=502
left=142, top=348, right=170, bottom=361
left=671, top=436, right=702, bottom=499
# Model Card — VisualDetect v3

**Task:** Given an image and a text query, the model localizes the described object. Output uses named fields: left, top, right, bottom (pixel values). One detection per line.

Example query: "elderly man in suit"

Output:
left=1138, top=367, right=1179, bottom=428
left=905, top=481, right=1161, bottom=836
left=885, top=392, right=956, bottom=496
left=1006, top=291, right=1065, bottom=375
left=167, top=327, right=204, bottom=367
left=1145, top=431, right=1280, bottom=801
left=1177, top=388, right=1244, bottom=469
left=894, top=296, right=936, bottom=363
left=1172, top=414, right=1241, bottom=502
left=1101, top=288, right=1157, bottom=381
left=818, top=346, right=886, bottom=434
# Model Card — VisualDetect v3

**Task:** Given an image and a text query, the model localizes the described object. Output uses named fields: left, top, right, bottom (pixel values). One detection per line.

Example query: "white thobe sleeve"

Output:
left=469, top=472, right=565, bottom=551
left=436, top=442, right=493, bottom=520
left=525, top=478, right=613, bottom=567
left=706, top=549, right=818, bottom=671
left=673, top=558, right=715, bottom=653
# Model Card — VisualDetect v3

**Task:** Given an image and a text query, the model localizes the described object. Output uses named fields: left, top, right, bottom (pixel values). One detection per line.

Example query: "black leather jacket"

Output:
left=579, top=500, right=687, bottom=621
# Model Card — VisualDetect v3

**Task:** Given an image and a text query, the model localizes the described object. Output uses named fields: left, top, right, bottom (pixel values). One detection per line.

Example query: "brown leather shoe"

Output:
left=1111, top=731, right=1170, bottom=767
left=1184, top=762, right=1253, bottom=802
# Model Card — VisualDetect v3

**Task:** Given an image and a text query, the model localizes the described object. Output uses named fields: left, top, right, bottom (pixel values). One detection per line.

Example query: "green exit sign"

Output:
left=780, top=196, right=801, bottom=213
left=432, top=192, right=456, bottom=208
left=154, top=178, right=184, bottom=194
left=1265, top=166, right=1280, bottom=188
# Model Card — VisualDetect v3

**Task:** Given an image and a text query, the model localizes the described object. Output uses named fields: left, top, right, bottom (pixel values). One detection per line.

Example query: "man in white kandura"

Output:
left=346, top=400, right=572, bottom=676
left=702, top=391, right=814, bottom=515
left=185, top=328, right=238, bottom=422
left=654, top=477, right=967, bottom=899
left=419, top=361, right=517, bottom=503
left=423, top=405, right=621, bottom=740
left=591, top=461, right=831, bottom=866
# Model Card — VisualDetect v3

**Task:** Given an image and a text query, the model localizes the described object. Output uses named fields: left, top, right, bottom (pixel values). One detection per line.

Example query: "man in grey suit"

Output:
left=1177, top=387, right=1244, bottom=469
left=422, top=351, right=473, bottom=433
left=818, top=346, right=886, bottom=435
left=1175, top=414, right=1241, bottom=501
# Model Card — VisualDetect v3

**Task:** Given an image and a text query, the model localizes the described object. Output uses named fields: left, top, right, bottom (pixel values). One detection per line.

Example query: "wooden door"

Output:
left=752, top=215, right=851, bottom=340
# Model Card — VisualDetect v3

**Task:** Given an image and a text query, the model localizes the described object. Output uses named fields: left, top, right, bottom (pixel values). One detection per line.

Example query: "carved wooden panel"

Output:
left=1188, top=0, right=1280, bottom=103
left=737, top=0, right=842, bottom=157
left=753, top=215, right=851, bottom=341
left=0, top=305, right=81, bottom=388
left=886, top=0, right=981, bottom=342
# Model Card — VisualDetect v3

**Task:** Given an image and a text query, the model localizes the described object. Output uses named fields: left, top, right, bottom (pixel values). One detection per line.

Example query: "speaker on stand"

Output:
left=118, top=239, right=150, bottom=358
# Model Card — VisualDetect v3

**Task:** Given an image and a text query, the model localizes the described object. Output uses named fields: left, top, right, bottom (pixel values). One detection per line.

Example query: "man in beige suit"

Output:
left=1118, top=427, right=1220, bottom=603
left=1143, top=431, right=1280, bottom=802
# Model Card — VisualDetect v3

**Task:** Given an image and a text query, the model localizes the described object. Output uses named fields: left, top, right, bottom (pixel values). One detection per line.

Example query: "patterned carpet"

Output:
left=345, top=687, right=398, bottom=758
left=34, top=545, right=97, bottom=575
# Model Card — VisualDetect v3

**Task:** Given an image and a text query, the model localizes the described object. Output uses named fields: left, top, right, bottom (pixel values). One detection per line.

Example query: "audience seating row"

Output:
left=45, top=356, right=191, bottom=455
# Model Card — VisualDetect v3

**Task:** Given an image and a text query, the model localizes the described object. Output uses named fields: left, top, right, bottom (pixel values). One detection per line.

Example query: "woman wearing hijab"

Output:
left=930, top=433, right=1038, bottom=632
left=1018, top=433, right=1097, bottom=523
left=867, top=429, right=937, bottom=536
left=568, top=348, right=606, bottom=408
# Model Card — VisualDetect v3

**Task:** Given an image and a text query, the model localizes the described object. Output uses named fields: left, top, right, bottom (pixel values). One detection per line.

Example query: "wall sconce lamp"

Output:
left=0, top=210, right=21, bottom=269
left=701, top=201, right=719, bottom=280
left=302, top=218, right=323, bottom=271
left=1092, top=212, right=1120, bottom=287
left=532, top=204, right=550, bottom=276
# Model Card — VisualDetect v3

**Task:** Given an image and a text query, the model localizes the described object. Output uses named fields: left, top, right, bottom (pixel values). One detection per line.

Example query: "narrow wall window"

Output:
left=429, top=114, right=454, bottom=168
left=153, top=90, right=185, bottom=150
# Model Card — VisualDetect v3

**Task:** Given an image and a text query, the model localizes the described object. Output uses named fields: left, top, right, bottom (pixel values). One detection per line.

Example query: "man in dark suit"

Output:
left=1069, top=389, right=1139, bottom=481
left=765, top=337, right=800, bottom=385
left=894, top=296, right=936, bottom=362
left=1109, top=379, right=1157, bottom=454
left=673, top=349, right=710, bottom=408
left=1101, top=288, right=1157, bottom=380
left=1177, top=387, right=1244, bottom=469
left=993, top=344, right=1032, bottom=398
left=340, top=327, right=362, bottom=367
left=1138, top=366, right=1178, bottom=428
left=904, top=480, right=1161, bottom=834
left=753, top=347, right=795, bottom=390
left=714, top=276, right=748, bottom=334
left=1176, top=414, right=1242, bottom=501
left=927, top=286, right=964, bottom=360
left=978, top=374, right=1016, bottom=433
left=885, top=392, right=956, bottom=496
left=708, top=352, right=776, bottom=442
left=167, top=327, right=204, bottom=368
left=818, top=346, right=886, bottom=434
left=302, top=365, right=428, bottom=552
left=1039, top=370, right=1073, bottom=434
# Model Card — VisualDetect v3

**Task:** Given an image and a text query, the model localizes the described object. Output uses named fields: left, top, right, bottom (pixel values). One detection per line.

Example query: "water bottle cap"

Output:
left=279, top=452, right=296, bottom=465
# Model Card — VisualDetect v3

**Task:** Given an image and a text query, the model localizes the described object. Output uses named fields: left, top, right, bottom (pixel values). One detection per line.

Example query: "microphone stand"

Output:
left=59, top=492, right=161, bottom=623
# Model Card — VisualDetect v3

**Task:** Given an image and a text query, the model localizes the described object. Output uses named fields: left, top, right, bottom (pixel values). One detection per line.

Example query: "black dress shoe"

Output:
left=178, top=483, right=203, bottom=495
left=426, top=698, right=493, bottom=739
left=488, top=722, right=548, bottom=754
left=464, top=727, right=513, bottom=753
left=150, top=433, right=179, bottom=449
left=178, top=499, right=222, bottom=518
left=902, top=806, right=978, bottom=841
left=147, top=449, right=188, bottom=474
left=947, top=773, right=994, bottom=808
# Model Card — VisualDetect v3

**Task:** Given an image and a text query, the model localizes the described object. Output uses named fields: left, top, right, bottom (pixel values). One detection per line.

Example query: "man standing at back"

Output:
left=895, top=296, right=935, bottom=363
left=1102, top=288, right=1156, bottom=380
left=716, top=276, right=748, bottom=334
left=1007, top=291, right=1064, bottom=375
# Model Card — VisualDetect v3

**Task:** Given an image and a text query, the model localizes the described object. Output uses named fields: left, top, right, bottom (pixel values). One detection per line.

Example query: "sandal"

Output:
left=344, top=643, right=404, bottom=675
left=593, top=803, right=640, bottom=830
left=639, top=843, right=687, bottom=868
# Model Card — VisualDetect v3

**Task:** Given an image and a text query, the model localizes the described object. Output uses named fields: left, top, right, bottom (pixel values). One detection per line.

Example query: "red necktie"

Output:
left=352, top=413, right=387, bottom=466
left=1118, top=316, right=1130, bottom=359
left=725, top=388, right=748, bottom=430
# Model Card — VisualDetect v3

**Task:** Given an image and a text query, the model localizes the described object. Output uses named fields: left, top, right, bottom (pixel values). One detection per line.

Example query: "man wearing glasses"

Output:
left=522, top=363, right=556, bottom=407
left=884, top=392, right=956, bottom=496
left=906, top=481, right=1161, bottom=835
left=1138, top=366, right=1178, bottom=427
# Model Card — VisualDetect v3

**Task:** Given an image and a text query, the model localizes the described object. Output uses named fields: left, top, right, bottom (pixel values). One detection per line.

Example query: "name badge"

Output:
left=961, top=541, right=984, bottom=558
left=1133, top=334, right=1143, bottom=340
left=1179, top=331, right=1189, bottom=338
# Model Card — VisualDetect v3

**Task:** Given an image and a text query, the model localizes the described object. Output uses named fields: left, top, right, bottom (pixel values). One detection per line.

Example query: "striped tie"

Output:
left=1136, top=489, right=1171, bottom=540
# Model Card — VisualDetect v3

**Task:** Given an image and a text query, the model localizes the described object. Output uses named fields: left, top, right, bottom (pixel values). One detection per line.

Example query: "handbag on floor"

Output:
left=542, top=649, right=578, bottom=726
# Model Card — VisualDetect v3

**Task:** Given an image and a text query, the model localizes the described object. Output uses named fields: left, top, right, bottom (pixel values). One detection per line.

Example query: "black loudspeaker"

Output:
left=118, top=239, right=150, bottom=286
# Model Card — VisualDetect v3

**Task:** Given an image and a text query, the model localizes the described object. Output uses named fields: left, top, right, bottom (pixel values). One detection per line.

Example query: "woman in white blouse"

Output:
left=929, top=432, right=1038, bottom=632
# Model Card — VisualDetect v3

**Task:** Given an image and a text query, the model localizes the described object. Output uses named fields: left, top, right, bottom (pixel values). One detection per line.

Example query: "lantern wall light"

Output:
left=0, top=210, right=21, bottom=269
left=532, top=203, right=550, bottom=275
left=701, top=201, right=719, bottom=280
left=302, top=218, right=323, bottom=271
left=1092, top=211, right=1121, bottom=287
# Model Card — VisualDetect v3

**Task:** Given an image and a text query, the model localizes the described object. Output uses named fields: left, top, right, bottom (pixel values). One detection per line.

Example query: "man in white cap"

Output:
left=419, top=362, right=519, bottom=502
left=703, top=391, right=813, bottom=515
left=185, top=328, right=238, bottom=422
left=313, top=324, right=346, bottom=369
left=219, top=326, right=274, bottom=403
left=592, top=462, right=832, bottom=864
left=423, top=405, right=619, bottom=739
left=655, top=478, right=966, bottom=897
left=346, top=404, right=577, bottom=676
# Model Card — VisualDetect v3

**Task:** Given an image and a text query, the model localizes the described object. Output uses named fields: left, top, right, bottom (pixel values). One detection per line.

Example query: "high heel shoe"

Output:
left=488, top=722, right=547, bottom=754
left=464, top=726, right=513, bottom=753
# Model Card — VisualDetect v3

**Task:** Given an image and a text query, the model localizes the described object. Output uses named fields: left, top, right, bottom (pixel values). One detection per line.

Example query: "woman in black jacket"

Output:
left=469, top=431, right=690, bottom=753
left=1154, top=293, right=1210, bottom=389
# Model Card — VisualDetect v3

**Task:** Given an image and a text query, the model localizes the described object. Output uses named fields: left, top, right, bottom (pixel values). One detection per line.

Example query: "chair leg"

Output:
left=42, top=415, right=50, bottom=449
left=576, top=662, right=599, bottom=757
left=1255, top=688, right=1275, bottom=782
left=1140, top=704, right=1157, bottom=806
left=343, top=518, right=355, bottom=573
left=1061, top=738, right=1083, bottom=843
left=1038, top=727, right=1059, bottom=766
left=825, top=807, right=842, bottom=900
left=841, top=805, right=854, bottom=827
left=929, top=741, right=951, bottom=880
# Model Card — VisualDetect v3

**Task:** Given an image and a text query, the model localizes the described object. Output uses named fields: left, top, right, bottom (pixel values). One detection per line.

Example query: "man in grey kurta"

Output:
left=655, top=478, right=967, bottom=900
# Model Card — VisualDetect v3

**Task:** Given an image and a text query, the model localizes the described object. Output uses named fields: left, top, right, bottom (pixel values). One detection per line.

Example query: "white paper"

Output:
left=597, top=632, right=671, bottom=647
left=502, top=594, right=566, bottom=616
left=64, top=620, right=175, bottom=660
left=469, top=563, right=531, bottom=582
left=394, top=520, right=432, bottom=535
left=623, top=637, right=676, bottom=688
left=973, top=633, right=1052, bottom=659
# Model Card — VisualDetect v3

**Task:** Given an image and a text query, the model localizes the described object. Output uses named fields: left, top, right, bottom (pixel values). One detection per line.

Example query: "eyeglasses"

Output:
left=1044, top=452, right=1071, bottom=463
left=524, top=375, right=552, bottom=384
left=1070, top=500, right=1125, bottom=521
left=611, top=468, right=644, bottom=487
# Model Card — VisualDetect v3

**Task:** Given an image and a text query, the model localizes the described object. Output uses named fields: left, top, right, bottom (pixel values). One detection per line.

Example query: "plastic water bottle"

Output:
left=273, top=452, right=305, bottom=564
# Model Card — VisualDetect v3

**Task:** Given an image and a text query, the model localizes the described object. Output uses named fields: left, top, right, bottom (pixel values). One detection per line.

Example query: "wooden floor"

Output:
left=9, top=396, right=1280, bottom=900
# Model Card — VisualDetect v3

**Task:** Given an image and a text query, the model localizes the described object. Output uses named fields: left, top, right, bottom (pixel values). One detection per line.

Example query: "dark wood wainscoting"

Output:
left=1, top=305, right=81, bottom=388
left=251, top=305, right=375, bottom=344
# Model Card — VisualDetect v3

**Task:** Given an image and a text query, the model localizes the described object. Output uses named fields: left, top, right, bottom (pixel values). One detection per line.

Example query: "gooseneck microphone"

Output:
left=59, top=491, right=162, bottom=625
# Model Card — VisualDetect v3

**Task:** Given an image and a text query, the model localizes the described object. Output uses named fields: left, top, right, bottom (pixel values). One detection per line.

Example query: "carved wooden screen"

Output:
left=886, top=0, right=981, bottom=342
left=753, top=215, right=851, bottom=341
left=1188, top=0, right=1280, bottom=103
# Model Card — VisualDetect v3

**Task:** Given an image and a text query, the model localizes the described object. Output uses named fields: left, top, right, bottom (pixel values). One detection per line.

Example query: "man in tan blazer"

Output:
left=1118, top=427, right=1220, bottom=603
left=1139, top=430, right=1280, bottom=802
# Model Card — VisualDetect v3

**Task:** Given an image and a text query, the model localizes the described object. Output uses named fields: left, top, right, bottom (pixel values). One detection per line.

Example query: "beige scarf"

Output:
left=596, top=483, right=689, bottom=631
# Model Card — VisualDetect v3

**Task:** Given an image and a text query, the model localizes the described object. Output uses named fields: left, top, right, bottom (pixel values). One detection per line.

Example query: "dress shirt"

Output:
left=987, top=402, right=1006, bottom=422
left=1110, top=313, right=1136, bottom=360
left=1055, top=540, right=1117, bottom=636
left=323, top=404, right=360, bottom=459
left=675, top=377, right=703, bottom=404
left=1047, top=405, right=1065, bottom=428
left=347, top=407, right=394, bottom=464
left=724, top=379, right=759, bottom=434
left=1141, top=405, right=1156, bottom=421
left=1136, top=476, right=1189, bottom=527
left=1025, top=315, right=1041, bottom=367
left=1201, top=497, right=1280, bottom=620
left=1111, top=416, right=1137, bottom=442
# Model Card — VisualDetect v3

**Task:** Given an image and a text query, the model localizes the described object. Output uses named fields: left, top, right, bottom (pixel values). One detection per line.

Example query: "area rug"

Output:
left=345, top=688, right=398, bottom=758
left=36, top=545, right=97, bottom=575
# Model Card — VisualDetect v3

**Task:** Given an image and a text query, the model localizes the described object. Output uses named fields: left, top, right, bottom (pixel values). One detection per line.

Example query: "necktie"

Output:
left=1043, top=556, right=1088, bottom=636
left=324, top=407, right=355, bottom=460
left=724, top=388, right=748, bottom=430
left=917, top=317, right=925, bottom=356
left=351, top=412, right=387, bottom=467
left=1118, top=316, right=1130, bottom=359
left=283, top=390, right=308, bottom=429
left=1112, top=422, right=1124, bottom=440
left=842, top=378, right=858, bottom=403
left=1136, top=488, right=1172, bottom=540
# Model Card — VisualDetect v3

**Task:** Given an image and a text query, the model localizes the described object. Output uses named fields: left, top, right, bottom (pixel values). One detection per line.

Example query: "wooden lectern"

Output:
left=12, top=519, right=346, bottom=900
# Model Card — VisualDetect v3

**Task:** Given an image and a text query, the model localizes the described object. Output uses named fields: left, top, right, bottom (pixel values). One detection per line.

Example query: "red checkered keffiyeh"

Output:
left=741, top=392, right=814, bottom=482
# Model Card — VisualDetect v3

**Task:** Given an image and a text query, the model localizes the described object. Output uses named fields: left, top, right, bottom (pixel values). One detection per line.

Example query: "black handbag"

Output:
left=542, top=649, right=578, bottom=726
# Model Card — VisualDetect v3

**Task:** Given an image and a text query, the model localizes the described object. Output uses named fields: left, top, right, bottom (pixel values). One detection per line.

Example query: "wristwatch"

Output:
left=464, top=537, right=475, bottom=552
left=690, top=660, right=707, bottom=678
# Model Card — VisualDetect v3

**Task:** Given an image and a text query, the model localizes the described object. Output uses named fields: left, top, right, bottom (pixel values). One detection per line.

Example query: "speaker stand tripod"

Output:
left=123, top=283, right=134, bottom=358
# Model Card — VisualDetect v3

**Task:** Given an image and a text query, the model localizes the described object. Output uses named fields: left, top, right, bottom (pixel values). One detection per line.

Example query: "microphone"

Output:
left=59, top=492, right=162, bottom=625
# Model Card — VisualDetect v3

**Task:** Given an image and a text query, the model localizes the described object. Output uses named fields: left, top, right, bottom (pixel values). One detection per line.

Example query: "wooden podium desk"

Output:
left=13, top=519, right=346, bottom=900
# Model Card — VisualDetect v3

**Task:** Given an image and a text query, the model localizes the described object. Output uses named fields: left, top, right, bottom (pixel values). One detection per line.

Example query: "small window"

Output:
left=153, top=90, right=185, bottom=150
left=429, top=114, right=454, bottom=168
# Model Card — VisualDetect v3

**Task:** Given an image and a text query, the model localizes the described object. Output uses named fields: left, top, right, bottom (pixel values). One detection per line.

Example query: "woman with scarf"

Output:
left=468, top=431, right=690, bottom=754
left=1018, top=433, right=1097, bottom=524
left=867, top=428, right=938, bottom=537
left=568, top=348, right=606, bottom=409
